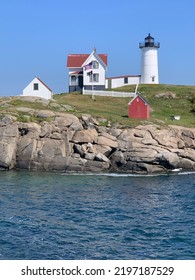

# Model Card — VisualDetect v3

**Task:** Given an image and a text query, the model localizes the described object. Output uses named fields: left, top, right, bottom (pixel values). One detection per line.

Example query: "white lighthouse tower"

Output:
left=139, top=33, right=160, bottom=84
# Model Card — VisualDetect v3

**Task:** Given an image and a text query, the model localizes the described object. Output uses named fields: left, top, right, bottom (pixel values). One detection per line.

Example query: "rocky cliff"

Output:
left=0, top=113, right=195, bottom=173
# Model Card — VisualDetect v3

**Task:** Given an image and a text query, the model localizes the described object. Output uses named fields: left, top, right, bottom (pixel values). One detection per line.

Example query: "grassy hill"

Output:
left=0, top=84, right=195, bottom=127
left=54, top=84, right=195, bottom=127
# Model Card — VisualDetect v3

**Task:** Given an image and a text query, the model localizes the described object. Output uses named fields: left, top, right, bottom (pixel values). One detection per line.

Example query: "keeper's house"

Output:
left=67, top=49, right=108, bottom=92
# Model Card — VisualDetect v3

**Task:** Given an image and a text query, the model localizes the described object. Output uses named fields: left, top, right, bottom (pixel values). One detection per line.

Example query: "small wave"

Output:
left=177, top=171, right=195, bottom=175
left=60, top=171, right=195, bottom=178
left=61, top=172, right=168, bottom=178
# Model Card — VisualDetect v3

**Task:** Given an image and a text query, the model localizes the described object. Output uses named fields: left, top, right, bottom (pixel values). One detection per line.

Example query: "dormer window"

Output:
left=92, top=61, right=99, bottom=69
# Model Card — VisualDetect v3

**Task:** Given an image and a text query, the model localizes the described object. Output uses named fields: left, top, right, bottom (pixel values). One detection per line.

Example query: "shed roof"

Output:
left=128, top=94, right=150, bottom=106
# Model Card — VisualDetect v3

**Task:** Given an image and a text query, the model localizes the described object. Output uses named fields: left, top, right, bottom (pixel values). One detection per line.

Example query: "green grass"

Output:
left=54, top=84, right=195, bottom=127
left=1, top=84, right=195, bottom=127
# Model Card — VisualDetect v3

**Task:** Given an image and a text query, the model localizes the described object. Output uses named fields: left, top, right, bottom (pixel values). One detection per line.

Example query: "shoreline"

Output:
left=0, top=113, right=195, bottom=174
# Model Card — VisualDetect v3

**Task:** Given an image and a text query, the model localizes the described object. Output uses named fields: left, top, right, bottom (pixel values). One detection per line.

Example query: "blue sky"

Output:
left=0, top=0, right=195, bottom=96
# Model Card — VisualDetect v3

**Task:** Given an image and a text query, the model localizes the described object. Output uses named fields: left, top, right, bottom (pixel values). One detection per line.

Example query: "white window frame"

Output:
left=92, top=60, right=99, bottom=69
left=90, top=73, right=99, bottom=83
left=33, top=83, right=39, bottom=90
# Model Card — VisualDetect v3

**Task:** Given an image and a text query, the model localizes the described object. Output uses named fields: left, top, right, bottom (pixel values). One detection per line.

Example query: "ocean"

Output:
left=0, top=170, right=194, bottom=260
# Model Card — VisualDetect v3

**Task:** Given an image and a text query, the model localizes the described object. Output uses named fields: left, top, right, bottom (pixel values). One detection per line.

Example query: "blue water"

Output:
left=0, top=171, right=195, bottom=260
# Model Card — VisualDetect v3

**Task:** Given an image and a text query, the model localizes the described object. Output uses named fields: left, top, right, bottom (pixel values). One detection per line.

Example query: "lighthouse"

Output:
left=139, top=33, right=160, bottom=84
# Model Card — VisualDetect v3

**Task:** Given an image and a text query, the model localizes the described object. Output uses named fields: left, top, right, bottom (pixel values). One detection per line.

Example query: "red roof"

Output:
left=67, top=54, right=108, bottom=67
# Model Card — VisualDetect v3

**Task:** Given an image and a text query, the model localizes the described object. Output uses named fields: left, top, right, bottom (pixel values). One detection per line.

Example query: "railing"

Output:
left=139, top=42, right=160, bottom=48
left=82, top=89, right=136, bottom=98
left=70, top=82, right=78, bottom=86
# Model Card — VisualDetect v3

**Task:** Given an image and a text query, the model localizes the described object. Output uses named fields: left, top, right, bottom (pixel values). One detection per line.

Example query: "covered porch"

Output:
left=69, top=71, right=83, bottom=92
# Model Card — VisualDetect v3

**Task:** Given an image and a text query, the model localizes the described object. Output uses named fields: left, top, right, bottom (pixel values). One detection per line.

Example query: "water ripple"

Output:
left=0, top=171, right=195, bottom=259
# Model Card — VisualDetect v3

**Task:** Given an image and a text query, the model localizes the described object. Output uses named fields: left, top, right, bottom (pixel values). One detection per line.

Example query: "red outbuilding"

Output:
left=128, top=94, right=150, bottom=119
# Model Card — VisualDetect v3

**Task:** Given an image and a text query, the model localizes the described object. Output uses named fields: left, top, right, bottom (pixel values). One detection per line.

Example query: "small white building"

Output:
left=106, top=75, right=141, bottom=89
left=67, top=48, right=108, bottom=92
left=23, top=77, right=53, bottom=100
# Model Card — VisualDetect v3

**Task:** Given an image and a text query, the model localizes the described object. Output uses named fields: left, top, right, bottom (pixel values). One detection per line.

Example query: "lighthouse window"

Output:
left=124, top=77, right=128, bottom=84
left=152, top=76, right=155, bottom=82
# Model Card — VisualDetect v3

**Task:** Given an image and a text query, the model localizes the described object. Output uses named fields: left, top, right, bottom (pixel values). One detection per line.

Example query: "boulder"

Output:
left=96, top=135, right=118, bottom=148
left=81, top=114, right=99, bottom=128
left=110, top=150, right=126, bottom=169
left=156, top=151, right=180, bottom=168
left=141, top=138, right=158, bottom=145
left=181, top=129, right=195, bottom=139
left=35, top=110, right=55, bottom=118
left=84, top=160, right=110, bottom=172
left=72, top=129, right=98, bottom=143
left=49, top=102, right=62, bottom=109
left=179, top=158, right=195, bottom=170
left=39, top=122, right=53, bottom=138
left=95, top=153, right=110, bottom=163
left=0, top=138, right=17, bottom=169
left=50, top=132, right=62, bottom=140
left=40, top=139, right=67, bottom=158
left=92, top=144, right=112, bottom=156
left=181, top=129, right=195, bottom=148
left=54, top=114, right=83, bottom=131
left=100, top=131, right=117, bottom=141
left=66, top=157, right=87, bottom=172
left=175, top=149, right=195, bottom=162
left=152, top=129, right=179, bottom=148
left=0, top=115, right=17, bottom=126
left=16, top=107, right=35, bottom=115
left=60, top=104, right=75, bottom=111
left=73, top=144, right=86, bottom=157
left=14, top=96, right=50, bottom=106
left=17, top=138, right=37, bottom=159
left=155, top=92, right=176, bottom=98
left=0, top=123, right=19, bottom=138
left=18, top=122, right=41, bottom=139
left=85, top=152, right=95, bottom=160
left=123, top=148, right=158, bottom=163
left=108, top=128, right=122, bottom=138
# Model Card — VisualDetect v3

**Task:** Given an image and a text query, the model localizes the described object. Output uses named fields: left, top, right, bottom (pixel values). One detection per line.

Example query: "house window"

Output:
left=71, top=75, right=77, bottom=85
left=34, top=83, right=39, bottom=90
left=93, top=74, right=99, bottom=82
left=90, top=73, right=99, bottom=82
left=92, top=61, right=99, bottom=69
left=124, top=77, right=128, bottom=84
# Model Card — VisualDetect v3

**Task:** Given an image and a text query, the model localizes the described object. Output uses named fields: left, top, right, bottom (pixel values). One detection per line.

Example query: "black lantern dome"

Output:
left=139, top=33, right=160, bottom=49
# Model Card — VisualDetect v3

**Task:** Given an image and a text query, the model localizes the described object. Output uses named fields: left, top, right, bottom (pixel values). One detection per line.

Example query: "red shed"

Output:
left=128, top=94, right=150, bottom=119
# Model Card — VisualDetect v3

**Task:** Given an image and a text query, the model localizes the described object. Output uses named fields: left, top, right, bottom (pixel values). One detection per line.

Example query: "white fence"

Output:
left=82, top=88, right=136, bottom=98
